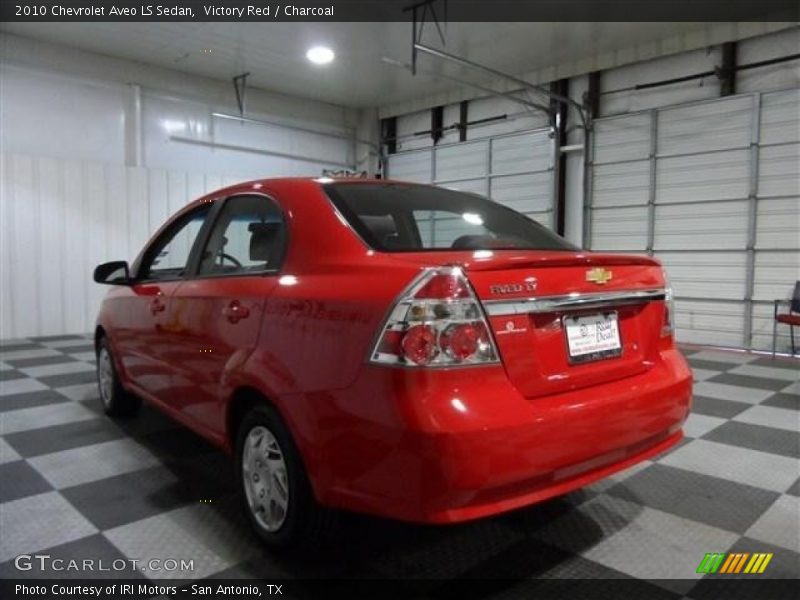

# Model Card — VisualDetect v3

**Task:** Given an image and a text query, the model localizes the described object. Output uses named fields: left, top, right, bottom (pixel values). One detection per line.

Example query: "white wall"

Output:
left=599, top=47, right=724, bottom=116
left=0, top=153, right=249, bottom=338
left=599, top=28, right=800, bottom=116
left=0, top=33, right=358, bottom=177
left=738, top=28, right=800, bottom=93
left=0, top=33, right=361, bottom=338
left=394, top=96, right=551, bottom=153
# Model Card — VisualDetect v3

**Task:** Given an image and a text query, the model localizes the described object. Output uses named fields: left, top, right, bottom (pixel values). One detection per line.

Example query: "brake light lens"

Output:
left=662, top=269, right=675, bottom=338
left=370, top=267, right=499, bottom=367
left=440, top=322, right=487, bottom=361
left=400, top=325, right=438, bottom=365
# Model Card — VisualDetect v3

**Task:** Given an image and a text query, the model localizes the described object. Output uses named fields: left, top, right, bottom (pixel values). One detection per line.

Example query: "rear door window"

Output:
left=197, top=195, right=286, bottom=276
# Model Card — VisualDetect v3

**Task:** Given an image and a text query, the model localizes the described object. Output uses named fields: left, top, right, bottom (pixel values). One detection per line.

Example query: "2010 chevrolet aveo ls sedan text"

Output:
left=93, top=178, right=692, bottom=548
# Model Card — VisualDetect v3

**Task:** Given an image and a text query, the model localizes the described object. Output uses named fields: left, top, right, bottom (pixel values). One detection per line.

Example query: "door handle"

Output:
left=150, top=298, right=166, bottom=315
left=223, top=301, right=250, bottom=324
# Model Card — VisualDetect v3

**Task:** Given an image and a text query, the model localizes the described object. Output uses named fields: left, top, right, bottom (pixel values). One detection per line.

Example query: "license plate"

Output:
left=564, top=312, right=622, bottom=363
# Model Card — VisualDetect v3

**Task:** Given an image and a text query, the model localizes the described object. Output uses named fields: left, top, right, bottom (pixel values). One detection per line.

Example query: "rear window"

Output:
left=325, top=182, right=577, bottom=252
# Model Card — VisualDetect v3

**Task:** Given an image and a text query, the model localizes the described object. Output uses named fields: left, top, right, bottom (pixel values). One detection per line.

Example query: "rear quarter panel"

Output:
left=243, top=261, right=415, bottom=397
left=237, top=180, right=419, bottom=398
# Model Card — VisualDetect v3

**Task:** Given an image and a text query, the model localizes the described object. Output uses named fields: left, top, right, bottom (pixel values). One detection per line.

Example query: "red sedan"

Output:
left=93, top=178, right=692, bottom=547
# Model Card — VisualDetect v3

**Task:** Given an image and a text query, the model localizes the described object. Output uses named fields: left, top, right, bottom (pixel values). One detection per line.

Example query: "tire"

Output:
left=96, top=337, right=140, bottom=417
left=236, top=403, right=336, bottom=550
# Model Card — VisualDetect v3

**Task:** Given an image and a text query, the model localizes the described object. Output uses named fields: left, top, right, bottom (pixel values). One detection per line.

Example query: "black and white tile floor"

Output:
left=0, top=335, right=798, bottom=598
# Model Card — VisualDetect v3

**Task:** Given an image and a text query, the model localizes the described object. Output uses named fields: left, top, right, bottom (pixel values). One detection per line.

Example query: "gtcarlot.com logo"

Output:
left=14, top=554, right=195, bottom=573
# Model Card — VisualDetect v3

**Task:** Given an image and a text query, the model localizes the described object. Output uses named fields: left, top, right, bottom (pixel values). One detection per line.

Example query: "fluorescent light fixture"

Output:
left=462, top=212, right=484, bottom=226
left=306, top=46, right=335, bottom=65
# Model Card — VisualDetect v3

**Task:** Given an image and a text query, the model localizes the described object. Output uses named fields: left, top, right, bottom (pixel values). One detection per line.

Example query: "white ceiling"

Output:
left=0, top=22, right=770, bottom=110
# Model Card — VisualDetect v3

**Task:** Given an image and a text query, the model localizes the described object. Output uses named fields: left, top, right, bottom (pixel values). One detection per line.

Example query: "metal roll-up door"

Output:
left=588, top=112, right=651, bottom=253
left=654, top=95, right=753, bottom=348
left=384, top=148, right=432, bottom=183
left=489, top=130, right=554, bottom=229
left=432, top=141, right=489, bottom=245
left=752, top=89, right=800, bottom=353
left=589, top=89, right=800, bottom=351
left=385, top=127, right=556, bottom=246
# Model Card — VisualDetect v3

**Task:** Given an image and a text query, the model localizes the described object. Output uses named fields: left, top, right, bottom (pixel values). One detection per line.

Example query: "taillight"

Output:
left=370, top=267, right=499, bottom=367
left=401, top=325, right=438, bottom=364
left=662, top=269, right=675, bottom=338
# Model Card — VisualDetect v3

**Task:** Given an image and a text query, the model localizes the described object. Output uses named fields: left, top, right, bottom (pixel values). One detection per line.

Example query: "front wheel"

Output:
left=96, top=337, right=140, bottom=417
left=237, top=404, right=336, bottom=549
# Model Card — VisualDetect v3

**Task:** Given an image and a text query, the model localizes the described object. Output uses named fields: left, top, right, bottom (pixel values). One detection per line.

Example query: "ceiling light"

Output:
left=306, top=46, right=335, bottom=65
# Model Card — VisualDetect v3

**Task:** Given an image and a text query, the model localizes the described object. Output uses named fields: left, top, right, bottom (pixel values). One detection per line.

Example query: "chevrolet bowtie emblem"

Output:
left=586, top=267, right=613, bottom=285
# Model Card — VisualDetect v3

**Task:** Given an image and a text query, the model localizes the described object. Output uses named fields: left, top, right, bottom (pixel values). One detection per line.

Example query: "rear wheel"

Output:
left=96, top=337, right=140, bottom=417
left=236, top=404, right=336, bottom=549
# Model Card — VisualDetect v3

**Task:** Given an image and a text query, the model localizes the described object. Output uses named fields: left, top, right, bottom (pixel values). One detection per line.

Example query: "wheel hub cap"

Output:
left=242, top=425, right=289, bottom=532
left=97, top=348, right=114, bottom=408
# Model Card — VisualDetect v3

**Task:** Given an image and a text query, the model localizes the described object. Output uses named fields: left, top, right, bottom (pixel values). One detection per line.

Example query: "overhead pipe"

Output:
left=413, top=43, right=588, bottom=131
left=381, top=114, right=508, bottom=145
left=169, top=135, right=354, bottom=169
left=211, top=112, right=380, bottom=152
left=380, top=56, right=552, bottom=114
left=601, top=52, right=800, bottom=96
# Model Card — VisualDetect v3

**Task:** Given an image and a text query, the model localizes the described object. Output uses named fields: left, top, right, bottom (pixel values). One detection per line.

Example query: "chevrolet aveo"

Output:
left=93, top=179, right=692, bottom=547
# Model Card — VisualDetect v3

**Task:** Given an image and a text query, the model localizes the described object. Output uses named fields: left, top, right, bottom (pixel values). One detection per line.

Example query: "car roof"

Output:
left=185, top=177, right=407, bottom=205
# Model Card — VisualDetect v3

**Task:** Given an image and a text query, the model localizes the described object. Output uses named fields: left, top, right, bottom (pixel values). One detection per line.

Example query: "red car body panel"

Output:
left=96, top=178, right=692, bottom=524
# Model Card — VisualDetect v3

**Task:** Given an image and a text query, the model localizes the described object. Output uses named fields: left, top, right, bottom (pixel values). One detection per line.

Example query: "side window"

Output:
left=139, top=204, right=212, bottom=281
left=198, top=195, right=286, bottom=276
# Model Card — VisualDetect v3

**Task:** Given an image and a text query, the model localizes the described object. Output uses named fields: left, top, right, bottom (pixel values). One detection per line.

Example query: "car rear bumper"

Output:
left=298, top=348, right=692, bottom=523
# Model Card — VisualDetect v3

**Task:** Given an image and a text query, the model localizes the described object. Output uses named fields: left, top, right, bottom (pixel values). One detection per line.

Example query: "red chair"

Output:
left=773, top=281, right=800, bottom=357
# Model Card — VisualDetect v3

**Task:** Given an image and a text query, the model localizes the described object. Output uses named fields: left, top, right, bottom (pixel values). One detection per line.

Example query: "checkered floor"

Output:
left=0, top=335, right=798, bottom=596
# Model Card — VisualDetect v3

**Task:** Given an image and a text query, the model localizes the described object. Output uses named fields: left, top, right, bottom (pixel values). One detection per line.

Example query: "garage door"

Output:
left=386, top=128, right=555, bottom=246
left=588, top=89, right=800, bottom=352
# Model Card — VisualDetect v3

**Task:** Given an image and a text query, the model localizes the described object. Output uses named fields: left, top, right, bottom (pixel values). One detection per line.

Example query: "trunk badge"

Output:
left=489, top=278, right=537, bottom=295
left=586, top=267, right=613, bottom=285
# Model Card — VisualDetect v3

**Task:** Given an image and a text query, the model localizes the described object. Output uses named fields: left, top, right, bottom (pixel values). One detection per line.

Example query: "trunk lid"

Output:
left=387, top=250, right=667, bottom=398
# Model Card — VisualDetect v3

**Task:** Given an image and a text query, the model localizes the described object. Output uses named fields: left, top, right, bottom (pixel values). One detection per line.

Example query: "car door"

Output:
left=114, top=202, right=215, bottom=400
left=167, top=194, right=287, bottom=439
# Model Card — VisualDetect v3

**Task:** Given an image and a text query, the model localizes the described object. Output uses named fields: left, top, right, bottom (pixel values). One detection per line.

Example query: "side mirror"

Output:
left=93, top=261, right=132, bottom=285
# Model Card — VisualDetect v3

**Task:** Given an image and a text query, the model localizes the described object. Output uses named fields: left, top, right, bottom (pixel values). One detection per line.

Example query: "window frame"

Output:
left=187, top=192, right=289, bottom=281
left=133, top=201, right=220, bottom=284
